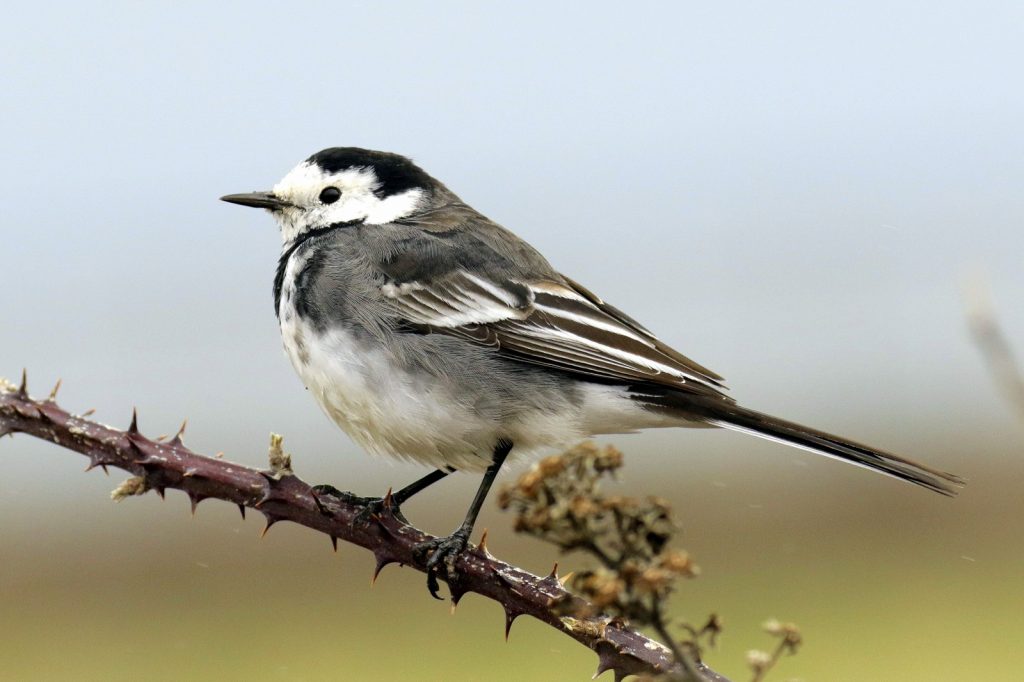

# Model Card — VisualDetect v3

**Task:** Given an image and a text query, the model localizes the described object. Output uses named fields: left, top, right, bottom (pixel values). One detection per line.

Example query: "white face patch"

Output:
left=269, top=161, right=425, bottom=243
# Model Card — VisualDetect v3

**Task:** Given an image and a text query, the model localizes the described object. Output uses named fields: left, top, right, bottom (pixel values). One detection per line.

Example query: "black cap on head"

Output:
left=306, top=147, right=435, bottom=198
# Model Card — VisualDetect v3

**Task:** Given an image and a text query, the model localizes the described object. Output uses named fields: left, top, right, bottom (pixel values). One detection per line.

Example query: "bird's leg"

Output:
left=414, top=439, right=513, bottom=599
left=312, top=467, right=453, bottom=525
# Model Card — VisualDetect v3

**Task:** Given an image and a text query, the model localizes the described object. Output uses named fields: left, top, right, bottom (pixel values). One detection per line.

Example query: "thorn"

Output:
left=169, top=418, right=188, bottom=445
left=371, top=553, right=397, bottom=586
left=128, top=408, right=139, bottom=435
left=594, top=643, right=630, bottom=682
left=330, top=534, right=338, bottom=552
left=260, top=516, right=277, bottom=538
left=382, top=486, right=394, bottom=510
left=81, top=408, right=96, bottom=417
left=450, top=602, right=458, bottom=616
left=188, top=492, right=206, bottom=516
left=310, top=488, right=329, bottom=515
left=558, top=571, right=574, bottom=587
left=84, top=457, right=113, bottom=475
left=84, top=455, right=104, bottom=472
left=449, top=582, right=468, bottom=607
left=254, top=479, right=290, bottom=510
left=182, top=467, right=198, bottom=478
left=237, top=504, right=246, bottom=519
left=477, top=528, right=490, bottom=556
left=18, top=369, right=28, bottom=397
left=371, top=561, right=387, bottom=585
left=215, top=451, right=224, bottom=458
left=504, top=607, right=521, bottom=641
left=546, top=562, right=559, bottom=581
left=47, top=378, right=62, bottom=402
left=154, top=486, right=166, bottom=499
left=155, top=434, right=168, bottom=442
left=371, top=515, right=400, bottom=540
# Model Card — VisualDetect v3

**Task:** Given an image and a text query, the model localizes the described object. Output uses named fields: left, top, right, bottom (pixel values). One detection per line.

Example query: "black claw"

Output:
left=414, top=528, right=471, bottom=600
left=310, top=483, right=346, bottom=497
left=426, top=570, right=443, bottom=600
left=311, top=484, right=408, bottom=525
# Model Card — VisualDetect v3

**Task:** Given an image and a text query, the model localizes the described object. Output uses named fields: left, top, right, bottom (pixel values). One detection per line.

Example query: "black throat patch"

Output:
left=273, top=220, right=363, bottom=317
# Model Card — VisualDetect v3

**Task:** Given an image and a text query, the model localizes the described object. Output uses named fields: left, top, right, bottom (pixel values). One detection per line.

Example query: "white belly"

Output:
left=283, top=320, right=504, bottom=470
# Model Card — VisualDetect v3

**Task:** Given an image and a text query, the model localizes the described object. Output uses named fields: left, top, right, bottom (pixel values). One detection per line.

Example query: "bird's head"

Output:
left=221, top=147, right=437, bottom=243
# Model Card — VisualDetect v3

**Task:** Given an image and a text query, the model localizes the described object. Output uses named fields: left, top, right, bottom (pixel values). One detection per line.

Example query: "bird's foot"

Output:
left=310, top=484, right=407, bottom=525
left=413, top=526, right=471, bottom=600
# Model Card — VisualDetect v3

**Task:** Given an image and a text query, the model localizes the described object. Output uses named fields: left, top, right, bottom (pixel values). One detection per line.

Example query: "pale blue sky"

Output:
left=2, top=1, right=1022, bottom=491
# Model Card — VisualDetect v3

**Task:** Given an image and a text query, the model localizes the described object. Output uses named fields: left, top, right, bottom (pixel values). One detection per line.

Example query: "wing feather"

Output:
left=382, top=271, right=728, bottom=398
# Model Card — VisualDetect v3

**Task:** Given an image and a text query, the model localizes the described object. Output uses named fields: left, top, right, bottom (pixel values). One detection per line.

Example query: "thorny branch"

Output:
left=0, top=374, right=729, bottom=682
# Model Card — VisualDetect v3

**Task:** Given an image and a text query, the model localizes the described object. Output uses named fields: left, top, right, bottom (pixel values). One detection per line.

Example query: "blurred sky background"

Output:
left=2, top=2, right=1022, bottom=680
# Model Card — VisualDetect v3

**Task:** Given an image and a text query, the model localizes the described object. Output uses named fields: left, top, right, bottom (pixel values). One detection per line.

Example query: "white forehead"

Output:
left=269, top=161, right=425, bottom=240
left=272, top=161, right=380, bottom=204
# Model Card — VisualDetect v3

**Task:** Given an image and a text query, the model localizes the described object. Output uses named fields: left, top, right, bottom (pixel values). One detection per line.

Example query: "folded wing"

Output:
left=382, top=270, right=730, bottom=400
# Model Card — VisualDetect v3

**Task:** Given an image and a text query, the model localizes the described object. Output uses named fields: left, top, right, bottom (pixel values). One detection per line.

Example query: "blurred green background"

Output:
left=2, top=2, right=1022, bottom=680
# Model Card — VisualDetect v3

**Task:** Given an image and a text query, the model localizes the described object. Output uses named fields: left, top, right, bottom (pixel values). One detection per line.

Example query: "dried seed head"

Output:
left=576, top=571, right=626, bottom=608
left=498, top=439, right=718, bottom=667
left=593, top=445, right=623, bottom=472
left=746, top=649, right=772, bottom=673
left=537, top=455, right=566, bottom=477
left=635, top=567, right=675, bottom=595
left=517, top=469, right=544, bottom=497
left=267, top=432, right=293, bottom=478
left=568, top=494, right=600, bottom=519
left=762, top=619, right=803, bottom=652
left=661, top=550, right=699, bottom=578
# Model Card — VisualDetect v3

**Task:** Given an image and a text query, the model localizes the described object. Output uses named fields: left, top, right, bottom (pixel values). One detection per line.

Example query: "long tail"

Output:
left=647, top=393, right=964, bottom=496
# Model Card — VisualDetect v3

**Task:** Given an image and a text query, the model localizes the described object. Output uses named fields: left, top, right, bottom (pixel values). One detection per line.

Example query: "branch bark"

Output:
left=0, top=375, right=729, bottom=682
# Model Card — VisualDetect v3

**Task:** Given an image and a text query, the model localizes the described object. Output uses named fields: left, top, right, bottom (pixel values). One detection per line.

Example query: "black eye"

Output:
left=319, top=186, right=341, bottom=204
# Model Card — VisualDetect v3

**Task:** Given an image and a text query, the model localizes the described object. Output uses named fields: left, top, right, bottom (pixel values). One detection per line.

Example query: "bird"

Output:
left=221, top=147, right=963, bottom=594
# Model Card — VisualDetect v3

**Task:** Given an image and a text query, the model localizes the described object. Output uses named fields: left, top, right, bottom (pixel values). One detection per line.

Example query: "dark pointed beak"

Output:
left=220, top=191, right=292, bottom=210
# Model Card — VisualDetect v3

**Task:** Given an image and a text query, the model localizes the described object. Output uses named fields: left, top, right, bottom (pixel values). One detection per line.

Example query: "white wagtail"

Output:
left=222, top=147, right=963, bottom=593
